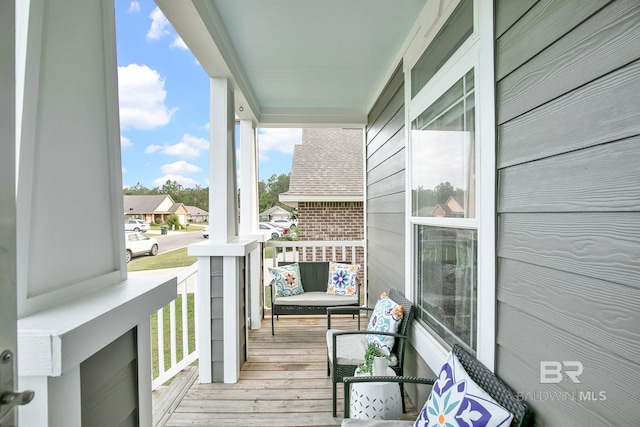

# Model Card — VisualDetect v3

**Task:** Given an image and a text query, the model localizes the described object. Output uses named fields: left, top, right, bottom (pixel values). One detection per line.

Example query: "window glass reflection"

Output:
left=411, top=70, right=475, bottom=218
left=415, top=225, right=477, bottom=351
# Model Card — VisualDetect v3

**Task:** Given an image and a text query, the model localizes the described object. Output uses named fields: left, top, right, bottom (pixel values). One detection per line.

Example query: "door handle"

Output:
left=0, top=350, right=35, bottom=426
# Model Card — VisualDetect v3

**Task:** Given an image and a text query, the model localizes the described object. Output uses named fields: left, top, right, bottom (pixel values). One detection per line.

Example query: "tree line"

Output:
left=124, top=173, right=291, bottom=215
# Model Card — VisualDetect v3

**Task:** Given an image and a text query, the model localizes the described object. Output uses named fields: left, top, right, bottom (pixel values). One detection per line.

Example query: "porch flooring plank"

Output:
left=158, top=315, right=418, bottom=427
left=152, top=366, right=199, bottom=427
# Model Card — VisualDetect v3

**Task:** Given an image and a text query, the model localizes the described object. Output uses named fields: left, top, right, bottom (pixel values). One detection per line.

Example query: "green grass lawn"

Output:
left=150, top=293, right=197, bottom=380
left=127, top=247, right=196, bottom=272
left=130, top=247, right=198, bottom=383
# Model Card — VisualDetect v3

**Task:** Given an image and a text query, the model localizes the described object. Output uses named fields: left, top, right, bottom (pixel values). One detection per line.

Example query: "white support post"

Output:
left=249, top=246, right=262, bottom=329
left=239, top=119, right=258, bottom=235
left=195, top=255, right=212, bottom=383
left=190, top=76, right=259, bottom=384
left=136, top=320, right=152, bottom=427
left=209, top=77, right=238, bottom=243
left=48, top=366, right=82, bottom=427
left=223, top=257, right=239, bottom=383
left=238, top=119, right=263, bottom=329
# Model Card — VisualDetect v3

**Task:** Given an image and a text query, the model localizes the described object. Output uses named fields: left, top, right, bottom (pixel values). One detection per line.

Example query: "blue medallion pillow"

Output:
left=327, top=262, right=360, bottom=295
left=365, top=292, right=404, bottom=356
left=269, top=263, right=304, bottom=297
left=414, top=351, right=513, bottom=427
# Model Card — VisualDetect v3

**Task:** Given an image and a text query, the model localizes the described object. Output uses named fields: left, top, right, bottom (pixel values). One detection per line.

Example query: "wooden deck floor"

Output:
left=153, top=315, right=418, bottom=427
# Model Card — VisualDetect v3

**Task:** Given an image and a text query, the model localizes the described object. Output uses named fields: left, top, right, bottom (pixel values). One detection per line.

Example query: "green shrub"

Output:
left=166, top=214, right=181, bottom=229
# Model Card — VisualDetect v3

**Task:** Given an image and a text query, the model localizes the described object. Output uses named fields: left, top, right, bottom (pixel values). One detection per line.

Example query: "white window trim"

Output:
left=404, top=0, right=496, bottom=372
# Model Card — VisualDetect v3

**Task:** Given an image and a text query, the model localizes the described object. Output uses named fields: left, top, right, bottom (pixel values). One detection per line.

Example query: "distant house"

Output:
left=124, top=194, right=188, bottom=224
left=185, top=205, right=209, bottom=223
left=279, top=128, right=364, bottom=267
left=259, top=205, right=290, bottom=222
left=432, top=196, right=465, bottom=218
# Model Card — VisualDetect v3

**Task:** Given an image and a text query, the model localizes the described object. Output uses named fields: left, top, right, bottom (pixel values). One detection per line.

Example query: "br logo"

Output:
left=540, top=361, right=583, bottom=384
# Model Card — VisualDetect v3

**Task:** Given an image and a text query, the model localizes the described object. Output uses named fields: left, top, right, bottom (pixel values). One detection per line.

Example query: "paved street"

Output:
left=146, top=229, right=206, bottom=254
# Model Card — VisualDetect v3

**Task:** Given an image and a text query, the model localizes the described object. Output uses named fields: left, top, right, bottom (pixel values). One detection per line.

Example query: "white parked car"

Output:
left=259, top=222, right=284, bottom=239
left=125, top=232, right=158, bottom=263
left=272, top=219, right=296, bottom=230
left=124, top=218, right=150, bottom=232
left=202, top=226, right=209, bottom=238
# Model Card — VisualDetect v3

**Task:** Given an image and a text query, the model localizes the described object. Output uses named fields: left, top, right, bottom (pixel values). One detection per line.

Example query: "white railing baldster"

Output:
left=264, top=240, right=365, bottom=268
left=152, top=262, right=199, bottom=390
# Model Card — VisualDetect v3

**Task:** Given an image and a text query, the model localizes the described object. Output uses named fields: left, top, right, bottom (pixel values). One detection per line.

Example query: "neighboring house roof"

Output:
left=185, top=205, right=209, bottom=216
left=169, top=203, right=188, bottom=214
left=124, top=194, right=175, bottom=215
left=260, top=206, right=290, bottom=217
left=280, top=128, right=363, bottom=207
left=124, top=194, right=189, bottom=216
left=444, top=196, right=464, bottom=214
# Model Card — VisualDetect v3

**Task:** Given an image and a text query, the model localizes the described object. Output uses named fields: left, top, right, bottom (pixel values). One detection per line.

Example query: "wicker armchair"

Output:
left=341, top=344, right=533, bottom=426
left=327, top=289, right=414, bottom=417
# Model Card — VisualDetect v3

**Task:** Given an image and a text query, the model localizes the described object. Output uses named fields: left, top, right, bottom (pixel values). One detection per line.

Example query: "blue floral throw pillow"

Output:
left=327, top=262, right=360, bottom=295
left=414, top=351, right=513, bottom=427
left=269, top=263, right=304, bottom=297
left=366, top=292, right=404, bottom=356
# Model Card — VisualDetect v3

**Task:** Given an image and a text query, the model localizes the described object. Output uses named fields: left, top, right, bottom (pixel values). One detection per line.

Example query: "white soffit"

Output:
left=157, top=0, right=426, bottom=126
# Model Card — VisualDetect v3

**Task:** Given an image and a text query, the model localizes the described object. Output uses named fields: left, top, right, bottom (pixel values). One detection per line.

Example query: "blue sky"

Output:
left=116, top=1, right=301, bottom=189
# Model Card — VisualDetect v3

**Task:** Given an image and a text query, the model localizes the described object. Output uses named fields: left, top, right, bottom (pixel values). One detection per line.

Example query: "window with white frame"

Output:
left=408, top=0, right=491, bottom=356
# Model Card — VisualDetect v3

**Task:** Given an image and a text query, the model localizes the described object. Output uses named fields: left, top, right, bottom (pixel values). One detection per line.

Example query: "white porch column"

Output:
left=239, top=119, right=258, bottom=235
left=238, top=119, right=264, bottom=330
left=190, top=78, right=257, bottom=383
left=209, top=78, right=237, bottom=243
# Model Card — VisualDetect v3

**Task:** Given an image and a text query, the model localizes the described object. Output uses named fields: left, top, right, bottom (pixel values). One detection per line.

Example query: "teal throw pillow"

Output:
left=269, top=263, right=304, bottom=297
left=366, top=292, right=404, bottom=356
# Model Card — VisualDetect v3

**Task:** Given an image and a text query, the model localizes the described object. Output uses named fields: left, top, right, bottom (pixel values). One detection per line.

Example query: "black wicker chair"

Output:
left=341, top=344, right=533, bottom=426
left=270, top=261, right=360, bottom=335
left=327, top=288, right=414, bottom=417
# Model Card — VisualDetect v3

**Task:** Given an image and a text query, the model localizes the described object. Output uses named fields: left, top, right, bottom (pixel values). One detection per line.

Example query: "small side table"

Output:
left=349, top=367, right=402, bottom=419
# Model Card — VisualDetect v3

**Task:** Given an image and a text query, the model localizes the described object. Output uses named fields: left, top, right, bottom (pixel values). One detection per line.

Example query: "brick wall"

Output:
left=297, top=201, right=365, bottom=282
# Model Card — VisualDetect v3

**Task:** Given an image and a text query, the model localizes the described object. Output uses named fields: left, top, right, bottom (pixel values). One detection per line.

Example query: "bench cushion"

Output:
left=273, top=291, right=357, bottom=307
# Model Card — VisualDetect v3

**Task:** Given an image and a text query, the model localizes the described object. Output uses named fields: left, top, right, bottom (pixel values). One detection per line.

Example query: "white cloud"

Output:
left=161, top=160, right=202, bottom=175
left=146, top=7, right=171, bottom=40
left=170, top=36, right=188, bottom=50
left=145, top=134, right=209, bottom=158
left=182, top=134, right=209, bottom=150
left=122, top=166, right=127, bottom=174
left=411, top=129, right=470, bottom=190
left=258, top=128, right=301, bottom=157
left=153, top=174, right=200, bottom=188
left=121, top=135, right=132, bottom=148
left=164, top=142, right=200, bottom=158
left=128, top=1, right=140, bottom=13
left=118, top=64, right=177, bottom=130
left=145, top=144, right=163, bottom=154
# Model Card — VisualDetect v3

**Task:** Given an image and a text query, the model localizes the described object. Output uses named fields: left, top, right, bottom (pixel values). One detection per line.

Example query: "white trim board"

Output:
left=18, top=275, right=176, bottom=376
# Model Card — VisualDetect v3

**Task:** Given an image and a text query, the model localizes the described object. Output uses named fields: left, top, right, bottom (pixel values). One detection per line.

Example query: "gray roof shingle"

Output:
left=282, top=128, right=363, bottom=199
left=123, top=194, right=173, bottom=214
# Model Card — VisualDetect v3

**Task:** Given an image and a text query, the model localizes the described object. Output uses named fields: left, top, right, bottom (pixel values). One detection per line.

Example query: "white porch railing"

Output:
left=151, top=262, right=199, bottom=390
left=263, top=240, right=365, bottom=268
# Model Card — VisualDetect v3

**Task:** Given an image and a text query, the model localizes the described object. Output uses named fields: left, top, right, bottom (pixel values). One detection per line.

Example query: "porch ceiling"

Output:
left=156, top=0, right=427, bottom=127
